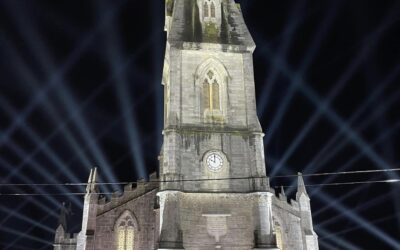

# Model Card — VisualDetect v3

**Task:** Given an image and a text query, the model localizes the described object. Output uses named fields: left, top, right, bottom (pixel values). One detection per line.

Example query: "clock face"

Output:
left=206, top=152, right=224, bottom=172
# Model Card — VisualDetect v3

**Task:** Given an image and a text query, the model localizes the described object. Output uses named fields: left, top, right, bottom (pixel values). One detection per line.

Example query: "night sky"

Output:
left=0, top=0, right=399, bottom=249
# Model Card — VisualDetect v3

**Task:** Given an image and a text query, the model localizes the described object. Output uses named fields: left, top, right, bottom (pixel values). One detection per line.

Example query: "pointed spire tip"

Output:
left=280, top=186, right=286, bottom=196
left=297, top=172, right=308, bottom=196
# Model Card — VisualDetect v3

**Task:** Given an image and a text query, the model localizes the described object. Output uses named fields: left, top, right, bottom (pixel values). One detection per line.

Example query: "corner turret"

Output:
left=296, top=172, right=308, bottom=199
left=86, top=167, right=98, bottom=193
left=57, top=202, right=71, bottom=231
left=77, top=168, right=99, bottom=250
left=279, top=186, right=287, bottom=201
left=54, top=202, right=77, bottom=250
left=296, top=173, right=319, bottom=250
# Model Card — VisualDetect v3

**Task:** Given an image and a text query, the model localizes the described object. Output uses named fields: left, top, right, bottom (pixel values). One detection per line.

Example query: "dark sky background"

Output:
left=0, top=0, right=399, bottom=249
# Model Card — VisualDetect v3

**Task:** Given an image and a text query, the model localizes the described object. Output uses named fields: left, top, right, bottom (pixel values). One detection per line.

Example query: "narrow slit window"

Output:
left=202, top=69, right=221, bottom=115
left=212, top=80, right=220, bottom=110
left=204, top=2, right=209, bottom=17
left=210, top=2, right=216, bottom=17
left=203, top=80, right=210, bottom=110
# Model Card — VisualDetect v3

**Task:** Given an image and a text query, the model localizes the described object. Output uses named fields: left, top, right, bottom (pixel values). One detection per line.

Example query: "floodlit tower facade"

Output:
left=53, top=1, right=319, bottom=249
left=158, top=0, right=319, bottom=249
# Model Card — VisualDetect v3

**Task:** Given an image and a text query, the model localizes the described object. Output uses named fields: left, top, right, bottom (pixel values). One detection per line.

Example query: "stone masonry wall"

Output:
left=272, top=196, right=304, bottom=250
left=91, top=189, right=158, bottom=250
left=162, top=191, right=304, bottom=250
left=162, top=130, right=267, bottom=192
left=166, top=49, right=261, bottom=131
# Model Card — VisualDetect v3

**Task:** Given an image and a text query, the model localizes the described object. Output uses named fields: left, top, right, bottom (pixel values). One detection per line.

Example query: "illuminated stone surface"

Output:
left=53, top=1, right=319, bottom=249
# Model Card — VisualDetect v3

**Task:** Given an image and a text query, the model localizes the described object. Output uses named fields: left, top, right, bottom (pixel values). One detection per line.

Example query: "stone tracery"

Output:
left=115, top=211, right=136, bottom=250
left=195, top=57, right=229, bottom=122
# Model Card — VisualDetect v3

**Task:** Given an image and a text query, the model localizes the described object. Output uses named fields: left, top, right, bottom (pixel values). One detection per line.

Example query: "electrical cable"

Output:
left=0, top=178, right=399, bottom=196
left=278, top=179, right=400, bottom=188
left=0, top=167, right=399, bottom=187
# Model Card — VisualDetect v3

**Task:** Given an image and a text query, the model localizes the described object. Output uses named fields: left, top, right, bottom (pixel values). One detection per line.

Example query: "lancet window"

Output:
left=202, top=0, right=219, bottom=20
left=115, top=213, right=135, bottom=250
left=196, top=58, right=228, bottom=122
left=210, top=2, right=216, bottom=17
left=203, top=2, right=209, bottom=17
left=202, top=69, right=221, bottom=113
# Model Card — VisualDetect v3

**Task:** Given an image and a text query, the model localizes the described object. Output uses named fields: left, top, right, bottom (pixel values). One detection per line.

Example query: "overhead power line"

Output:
left=0, top=178, right=399, bottom=196
left=278, top=179, right=400, bottom=188
left=273, top=167, right=400, bottom=178
left=0, top=179, right=399, bottom=197
left=0, top=167, right=399, bottom=188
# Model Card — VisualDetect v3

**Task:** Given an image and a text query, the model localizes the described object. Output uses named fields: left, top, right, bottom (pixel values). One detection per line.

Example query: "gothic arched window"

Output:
left=203, top=2, right=209, bottom=17
left=115, top=213, right=135, bottom=250
left=195, top=58, right=229, bottom=122
left=202, top=70, right=221, bottom=113
left=210, top=2, right=216, bottom=17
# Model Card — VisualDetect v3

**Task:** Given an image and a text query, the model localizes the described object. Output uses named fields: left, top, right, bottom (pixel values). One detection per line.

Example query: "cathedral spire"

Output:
left=77, top=168, right=100, bottom=249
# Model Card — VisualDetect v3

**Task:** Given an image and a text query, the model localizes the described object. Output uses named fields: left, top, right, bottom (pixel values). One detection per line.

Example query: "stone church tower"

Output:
left=53, top=1, right=319, bottom=249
